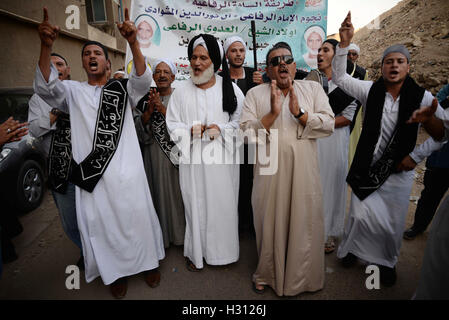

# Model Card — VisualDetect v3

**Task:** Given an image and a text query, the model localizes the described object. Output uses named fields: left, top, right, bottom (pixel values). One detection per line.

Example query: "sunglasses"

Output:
left=347, top=52, right=358, bottom=56
left=269, top=55, right=294, bottom=67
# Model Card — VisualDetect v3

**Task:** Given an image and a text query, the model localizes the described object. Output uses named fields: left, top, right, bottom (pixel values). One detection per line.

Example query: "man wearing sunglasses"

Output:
left=240, top=41, right=334, bottom=296
left=347, top=43, right=359, bottom=63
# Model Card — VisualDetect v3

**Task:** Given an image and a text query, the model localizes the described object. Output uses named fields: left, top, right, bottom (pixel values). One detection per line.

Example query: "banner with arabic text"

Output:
left=126, top=0, right=328, bottom=84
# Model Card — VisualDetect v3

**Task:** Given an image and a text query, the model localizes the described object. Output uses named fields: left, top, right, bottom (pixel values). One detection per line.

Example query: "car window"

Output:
left=0, top=93, right=32, bottom=123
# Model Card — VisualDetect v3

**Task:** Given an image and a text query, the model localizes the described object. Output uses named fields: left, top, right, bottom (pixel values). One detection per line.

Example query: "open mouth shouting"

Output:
left=89, top=60, right=99, bottom=72
left=278, top=67, right=290, bottom=78
left=389, top=70, right=399, bottom=76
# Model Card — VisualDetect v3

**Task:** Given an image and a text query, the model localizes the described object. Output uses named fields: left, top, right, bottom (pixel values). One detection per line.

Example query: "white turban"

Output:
left=304, top=25, right=325, bottom=43
left=193, top=36, right=224, bottom=62
left=223, top=36, right=247, bottom=54
left=153, top=59, right=177, bottom=75
left=135, top=15, right=157, bottom=38
left=348, top=43, right=360, bottom=54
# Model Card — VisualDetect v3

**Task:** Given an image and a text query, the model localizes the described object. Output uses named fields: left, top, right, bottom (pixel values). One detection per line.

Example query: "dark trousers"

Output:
left=238, top=144, right=254, bottom=234
left=412, top=166, right=449, bottom=232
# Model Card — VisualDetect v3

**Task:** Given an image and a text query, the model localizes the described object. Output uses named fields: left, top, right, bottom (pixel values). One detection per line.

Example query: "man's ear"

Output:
left=171, top=74, right=175, bottom=82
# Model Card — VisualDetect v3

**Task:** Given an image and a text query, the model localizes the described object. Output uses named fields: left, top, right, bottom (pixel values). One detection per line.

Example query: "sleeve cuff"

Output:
left=336, top=45, right=349, bottom=56
left=409, top=152, right=422, bottom=164
left=129, top=57, right=152, bottom=80
left=297, top=115, right=312, bottom=139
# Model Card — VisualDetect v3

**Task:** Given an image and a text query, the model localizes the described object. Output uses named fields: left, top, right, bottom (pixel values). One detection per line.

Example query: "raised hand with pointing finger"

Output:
left=38, top=7, right=59, bottom=48
left=38, top=7, right=60, bottom=82
left=339, top=11, right=354, bottom=48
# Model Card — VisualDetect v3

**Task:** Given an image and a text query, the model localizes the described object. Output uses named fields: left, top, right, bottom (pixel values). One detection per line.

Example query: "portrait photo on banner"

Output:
left=125, top=0, right=328, bottom=84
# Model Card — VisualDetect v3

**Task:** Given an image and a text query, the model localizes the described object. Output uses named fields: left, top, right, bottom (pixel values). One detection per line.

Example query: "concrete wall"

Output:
left=0, top=0, right=132, bottom=87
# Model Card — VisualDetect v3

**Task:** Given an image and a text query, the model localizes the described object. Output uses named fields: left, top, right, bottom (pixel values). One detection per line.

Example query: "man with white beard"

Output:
left=136, top=15, right=156, bottom=49
left=166, top=34, right=245, bottom=272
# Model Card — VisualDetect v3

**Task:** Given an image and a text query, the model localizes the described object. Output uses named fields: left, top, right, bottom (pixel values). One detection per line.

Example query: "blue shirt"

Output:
left=426, top=83, right=449, bottom=168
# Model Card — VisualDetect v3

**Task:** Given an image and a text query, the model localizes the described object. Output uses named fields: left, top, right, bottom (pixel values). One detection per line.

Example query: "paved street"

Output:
left=0, top=179, right=431, bottom=300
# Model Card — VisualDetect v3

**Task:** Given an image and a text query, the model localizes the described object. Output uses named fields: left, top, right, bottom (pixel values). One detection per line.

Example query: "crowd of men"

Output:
left=0, top=8, right=448, bottom=299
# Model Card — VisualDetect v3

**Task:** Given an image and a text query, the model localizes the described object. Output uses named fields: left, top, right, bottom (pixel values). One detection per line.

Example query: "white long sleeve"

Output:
left=332, top=45, right=373, bottom=109
left=409, top=137, right=446, bottom=163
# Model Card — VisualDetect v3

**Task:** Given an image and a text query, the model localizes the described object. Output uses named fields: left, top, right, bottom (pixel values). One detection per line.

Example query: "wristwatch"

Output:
left=50, top=108, right=62, bottom=116
left=294, top=107, right=305, bottom=119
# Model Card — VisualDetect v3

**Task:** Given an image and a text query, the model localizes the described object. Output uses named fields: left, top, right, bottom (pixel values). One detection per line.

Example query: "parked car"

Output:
left=0, top=87, right=47, bottom=213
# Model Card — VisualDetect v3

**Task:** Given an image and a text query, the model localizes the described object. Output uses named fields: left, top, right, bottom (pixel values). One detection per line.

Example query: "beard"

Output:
left=189, top=64, right=215, bottom=85
left=229, top=60, right=244, bottom=68
left=137, top=34, right=152, bottom=46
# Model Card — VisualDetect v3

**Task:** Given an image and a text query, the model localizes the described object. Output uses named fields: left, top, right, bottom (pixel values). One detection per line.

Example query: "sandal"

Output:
left=324, top=237, right=336, bottom=254
left=185, top=257, right=201, bottom=272
left=252, top=282, right=265, bottom=294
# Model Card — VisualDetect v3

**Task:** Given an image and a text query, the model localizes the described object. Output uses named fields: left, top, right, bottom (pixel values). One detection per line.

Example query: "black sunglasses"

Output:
left=269, top=55, right=294, bottom=67
left=347, top=52, right=358, bottom=56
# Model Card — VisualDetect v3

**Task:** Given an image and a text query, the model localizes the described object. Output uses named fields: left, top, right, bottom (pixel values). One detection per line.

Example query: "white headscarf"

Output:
left=304, top=25, right=325, bottom=43
left=153, top=59, right=177, bottom=75
left=135, top=15, right=157, bottom=38
left=348, top=43, right=361, bottom=55
left=223, top=36, right=247, bottom=54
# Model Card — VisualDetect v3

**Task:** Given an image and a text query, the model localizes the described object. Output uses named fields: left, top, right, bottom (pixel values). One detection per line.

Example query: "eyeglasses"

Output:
left=269, top=55, right=294, bottom=67
left=347, top=52, right=358, bottom=56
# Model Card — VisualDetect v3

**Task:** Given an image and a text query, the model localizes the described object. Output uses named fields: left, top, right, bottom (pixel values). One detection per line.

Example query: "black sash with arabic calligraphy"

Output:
left=70, top=79, right=129, bottom=192
left=347, top=76, right=424, bottom=200
left=136, top=91, right=179, bottom=168
left=48, top=111, right=72, bottom=194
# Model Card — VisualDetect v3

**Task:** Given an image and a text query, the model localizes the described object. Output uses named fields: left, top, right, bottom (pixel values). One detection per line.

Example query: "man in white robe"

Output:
left=34, top=8, right=164, bottom=299
left=28, top=53, right=85, bottom=268
left=334, top=12, right=445, bottom=287
left=306, top=39, right=358, bottom=253
left=166, top=34, right=244, bottom=271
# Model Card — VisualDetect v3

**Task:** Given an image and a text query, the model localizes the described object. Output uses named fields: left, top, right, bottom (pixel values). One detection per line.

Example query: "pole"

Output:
left=251, top=20, right=257, bottom=72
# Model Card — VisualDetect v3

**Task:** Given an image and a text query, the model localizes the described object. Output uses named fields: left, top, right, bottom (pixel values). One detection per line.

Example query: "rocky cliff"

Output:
left=350, top=0, right=449, bottom=95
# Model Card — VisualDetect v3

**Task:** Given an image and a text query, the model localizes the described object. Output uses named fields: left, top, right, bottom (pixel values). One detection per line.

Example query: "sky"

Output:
left=327, top=0, right=403, bottom=35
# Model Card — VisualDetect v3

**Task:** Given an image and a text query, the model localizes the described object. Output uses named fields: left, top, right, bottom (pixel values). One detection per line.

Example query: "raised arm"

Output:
left=332, top=11, right=372, bottom=105
left=35, top=8, right=68, bottom=110
left=118, top=9, right=152, bottom=107
left=38, top=7, right=60, bottom=83
left=117, top=8, right=145, bottom=77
